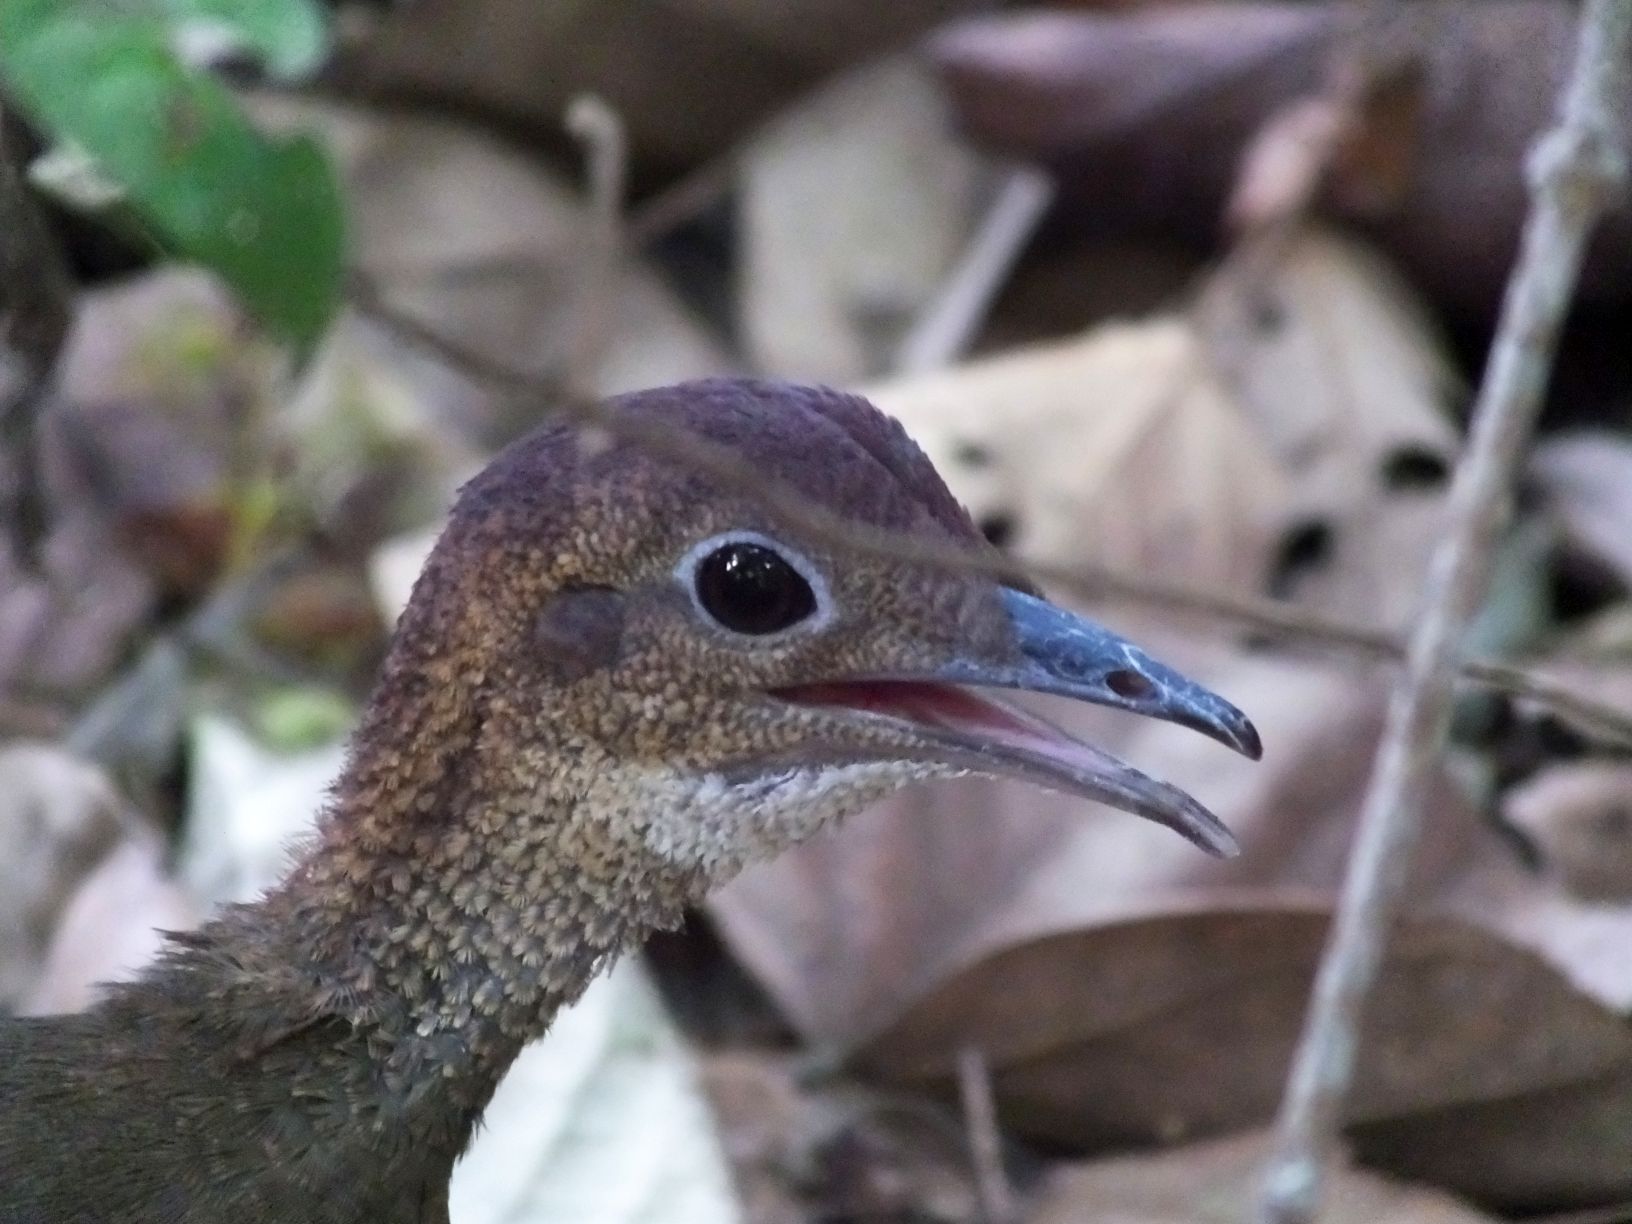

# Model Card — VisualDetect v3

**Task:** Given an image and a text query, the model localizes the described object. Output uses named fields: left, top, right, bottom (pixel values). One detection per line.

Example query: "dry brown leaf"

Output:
left=860, top=910, right=1632, bottom=1143
left=22, top=837, right=196, bottom=1016
left=700, top=1051, right=981, bottom=1224
left=332, top=0, right=986, bottom=169
left=1348, top=1067, right=1632, bottom=1215
left=866, top=319, right=1290, bottom=596
left=931, top=2, right=1631, bottom=312
left=699, top=1054, right=812, bottom=1224
left=739, top=57, right=993, bottom=381
left=255, top=98, right=734, bottom=435
left=1030, top=1130, right=1497, bottom=1224
left=930, top=5, right=1329, bottom=167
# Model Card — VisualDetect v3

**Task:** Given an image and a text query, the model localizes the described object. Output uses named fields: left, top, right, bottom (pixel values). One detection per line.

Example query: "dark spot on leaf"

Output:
left=165, top=95, right=206, bottom=157
left=1381, top=446, right=1450, bottom=491
left=1547, top=546, right=1624, bottom=624
left=1597, top=806, right=1632, bottom=840
left=1253, top=294, right=1286, bottom=334
left=1269, top=519, right=1333, bottom=596
left=977, top=512, right=1017, bottom=549
left=954, top=440, right=994, bottom=469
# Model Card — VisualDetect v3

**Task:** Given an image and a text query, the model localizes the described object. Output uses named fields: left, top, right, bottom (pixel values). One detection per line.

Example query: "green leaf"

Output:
left=160, top=0, right=329, bottom=78
left=0, top=0, right=344, bottom=346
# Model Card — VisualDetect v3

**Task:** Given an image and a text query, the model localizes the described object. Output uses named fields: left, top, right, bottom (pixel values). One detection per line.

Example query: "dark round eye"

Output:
left=694, top=542, right=818, bottom=635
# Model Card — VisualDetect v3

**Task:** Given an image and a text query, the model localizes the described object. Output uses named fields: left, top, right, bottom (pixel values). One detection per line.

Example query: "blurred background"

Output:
left=2, top=1, right=1631, bottom=1221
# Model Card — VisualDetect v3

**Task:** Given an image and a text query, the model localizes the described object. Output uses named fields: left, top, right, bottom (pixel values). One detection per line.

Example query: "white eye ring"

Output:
left=673, top=530, right=835, bottom=640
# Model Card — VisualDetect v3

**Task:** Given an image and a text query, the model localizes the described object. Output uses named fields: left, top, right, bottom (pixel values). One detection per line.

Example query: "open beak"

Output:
left=776, top=589, right=1260, bottom=858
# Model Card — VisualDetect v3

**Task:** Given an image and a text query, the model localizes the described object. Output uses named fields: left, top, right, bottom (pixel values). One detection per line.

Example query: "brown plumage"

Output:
left=0, top=378, right=1260, bottom=1223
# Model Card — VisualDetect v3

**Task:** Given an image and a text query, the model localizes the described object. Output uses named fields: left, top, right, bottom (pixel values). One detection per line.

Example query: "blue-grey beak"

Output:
left=776, top=589, right=1260, bottom=858
left=991, top=588, right=1261, bottom=759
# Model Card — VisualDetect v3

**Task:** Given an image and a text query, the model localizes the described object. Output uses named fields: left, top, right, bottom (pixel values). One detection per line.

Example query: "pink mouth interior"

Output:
left=774, top=680, right=1089, bottom=764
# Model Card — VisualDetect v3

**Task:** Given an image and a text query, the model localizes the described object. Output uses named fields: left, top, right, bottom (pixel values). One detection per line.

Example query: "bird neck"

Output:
left=266, top=732, right=703, bottom=1090
left=132, top=677, right=706, bottom=1153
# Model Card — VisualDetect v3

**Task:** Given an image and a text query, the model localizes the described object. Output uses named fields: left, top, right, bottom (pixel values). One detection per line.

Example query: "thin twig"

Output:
left=893, top=166, right=1054, bottom=374
left=956, top=1046, right=1016, bottom=1224
left=1256, top=5, right=1632, bottom=1223
left=0, top=105, right=73, bottom=574
left=563, top=95, right=628, bottom=398
left=343, top=275, right=1632, bottom=747
left=625, top=146, right=738, bottom=249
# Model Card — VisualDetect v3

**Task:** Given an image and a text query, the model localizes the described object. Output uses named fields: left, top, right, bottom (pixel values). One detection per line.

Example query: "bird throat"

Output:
left=282, top=782, right=702, bottom=1088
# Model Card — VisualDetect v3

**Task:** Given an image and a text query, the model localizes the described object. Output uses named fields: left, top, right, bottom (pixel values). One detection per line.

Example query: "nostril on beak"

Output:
left=1106, top=669, right=1153, bottom=700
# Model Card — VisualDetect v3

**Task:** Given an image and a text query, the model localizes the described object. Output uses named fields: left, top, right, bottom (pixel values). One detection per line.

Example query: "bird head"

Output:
left=365, top=378, right=1259, bottom=892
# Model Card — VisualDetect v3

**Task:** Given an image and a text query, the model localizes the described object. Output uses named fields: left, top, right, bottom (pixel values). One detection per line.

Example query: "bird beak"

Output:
left=776, top=589, right=1260, bottom=857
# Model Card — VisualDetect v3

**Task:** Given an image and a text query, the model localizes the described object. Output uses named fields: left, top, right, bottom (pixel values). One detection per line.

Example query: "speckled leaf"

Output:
left=0, top=0, right=344, bottom=345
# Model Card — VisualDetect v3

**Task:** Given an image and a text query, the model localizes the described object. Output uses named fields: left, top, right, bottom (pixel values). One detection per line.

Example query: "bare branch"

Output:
left=956, top=1046, right=1017, bottom=1224
left=1256, top=4, right=1632, bottom=1222
left=564, top=95, right=629, bottom=397
left=893, top=166, right=1054, bottom=374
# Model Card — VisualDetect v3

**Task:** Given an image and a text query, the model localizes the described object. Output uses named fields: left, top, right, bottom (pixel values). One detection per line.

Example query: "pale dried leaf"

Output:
left=182, top=714, right=348, bottom=904
left=22, top=837, right=196, bottom=1015
left=1226, top=97, right=1347, bottom=233
left=867, top=319, right=1290, bottom=595
left=740, top=57, right=991, bottom=381
left=0, top=743, right=132, bottom=1008
left=451, top=963, right=740, bottom=1224
left=370, top=527, right=440, bottom=625
left=1196, top=226, right=1460, bottom=629
left=1030, top=1130, right=1497, bottom=1224
left=1197, top=226, right=1459, bottom=506
left=1276, top=494, right=1451, bottom=635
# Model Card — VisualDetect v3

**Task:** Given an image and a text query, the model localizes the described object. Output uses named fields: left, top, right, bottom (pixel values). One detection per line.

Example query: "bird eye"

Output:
left=692, top=540, right=819, bottom=636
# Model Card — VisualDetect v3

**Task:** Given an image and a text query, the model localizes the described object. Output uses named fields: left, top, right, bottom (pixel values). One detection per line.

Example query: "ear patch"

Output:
left=532, top=586, right=626, bottom=682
